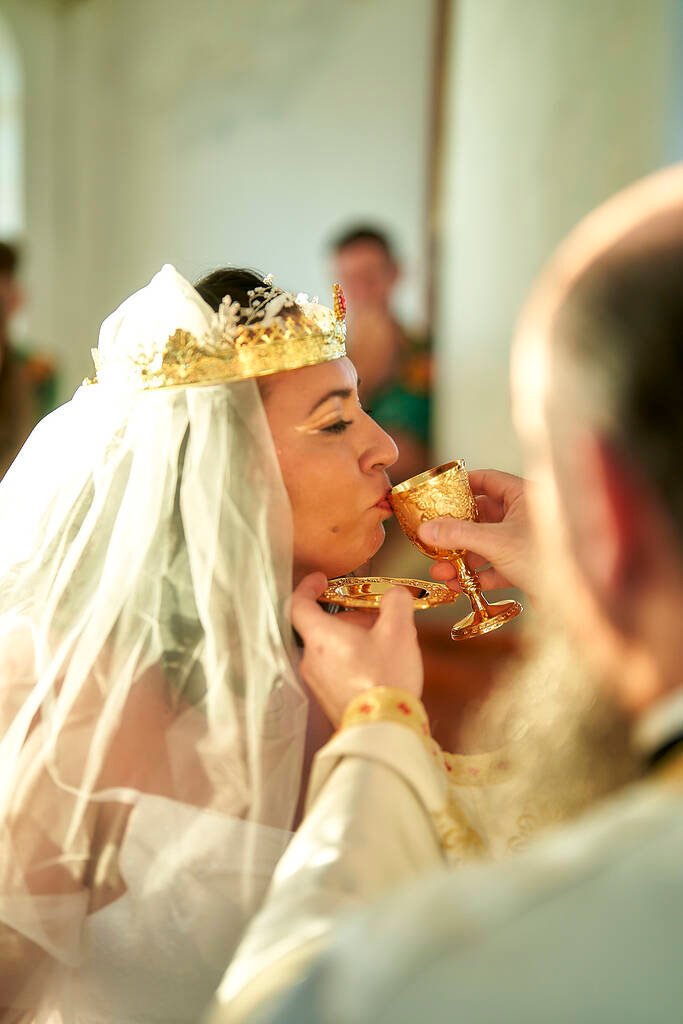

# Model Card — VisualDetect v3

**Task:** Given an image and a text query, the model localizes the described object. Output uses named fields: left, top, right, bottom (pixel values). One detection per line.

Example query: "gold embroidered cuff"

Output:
left=340, top=687, right=513, bottom=804
left=341, top=688, right=431, bottom=744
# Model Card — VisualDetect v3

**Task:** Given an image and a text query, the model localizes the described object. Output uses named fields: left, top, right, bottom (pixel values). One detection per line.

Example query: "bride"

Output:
left=0, top=264, right=397, bottom=1022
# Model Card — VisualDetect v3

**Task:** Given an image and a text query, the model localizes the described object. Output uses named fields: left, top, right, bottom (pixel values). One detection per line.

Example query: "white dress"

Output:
left=44, top=795, right=290, bottom=1024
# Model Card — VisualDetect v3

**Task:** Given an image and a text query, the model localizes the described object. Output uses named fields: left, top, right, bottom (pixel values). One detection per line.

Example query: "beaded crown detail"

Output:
left=89, top=275, right=347, bottom=390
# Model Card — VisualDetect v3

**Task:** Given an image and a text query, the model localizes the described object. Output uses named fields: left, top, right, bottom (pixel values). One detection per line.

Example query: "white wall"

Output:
left=1, top=0, right=59, bottom=353
left=3, top=0, right=434, bottom=398
left=0, top=11, right=24, bottom=236
left=435, top=0, right=678, bottom=471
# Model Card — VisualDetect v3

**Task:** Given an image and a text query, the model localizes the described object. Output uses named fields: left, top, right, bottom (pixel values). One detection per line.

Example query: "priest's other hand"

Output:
left=418, top=469, right=533, bottom=596
left=291, top=573, right=423, bottom=727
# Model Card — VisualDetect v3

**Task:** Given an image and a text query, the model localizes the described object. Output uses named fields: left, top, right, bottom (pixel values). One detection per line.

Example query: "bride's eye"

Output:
left=321, top=419, right=353, bottom=435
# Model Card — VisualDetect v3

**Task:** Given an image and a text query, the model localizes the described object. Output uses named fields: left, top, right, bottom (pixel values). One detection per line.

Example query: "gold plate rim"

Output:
left=320, top=576, right=458, bottom=611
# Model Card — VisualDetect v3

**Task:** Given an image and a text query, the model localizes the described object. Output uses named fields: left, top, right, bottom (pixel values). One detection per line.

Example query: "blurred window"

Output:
left=0, top=14, right=23, bottom=236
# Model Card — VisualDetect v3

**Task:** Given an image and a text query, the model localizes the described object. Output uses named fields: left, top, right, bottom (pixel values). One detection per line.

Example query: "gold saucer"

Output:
left=321, top=576, right=459, bottom=611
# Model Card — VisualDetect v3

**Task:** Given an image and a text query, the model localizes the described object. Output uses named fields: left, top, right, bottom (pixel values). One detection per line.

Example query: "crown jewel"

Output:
left=88, top=266, right=347, bottom=391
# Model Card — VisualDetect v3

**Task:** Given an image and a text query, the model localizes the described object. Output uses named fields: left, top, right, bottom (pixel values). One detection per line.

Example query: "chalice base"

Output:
left=450, top=598, right=522, bottom=641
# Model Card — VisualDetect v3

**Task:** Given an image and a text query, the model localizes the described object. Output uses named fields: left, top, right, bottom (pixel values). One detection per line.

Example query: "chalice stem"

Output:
left=448, top=551, right=522, bottom=640
left=452, top=555, right=489, bottom=618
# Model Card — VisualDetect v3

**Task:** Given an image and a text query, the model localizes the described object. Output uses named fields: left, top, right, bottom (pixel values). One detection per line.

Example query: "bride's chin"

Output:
left=299, top=526, right=388, bottom=583
left=359, top=523, right=386, bottom=566
left=371, top=522, right=387, bottom=553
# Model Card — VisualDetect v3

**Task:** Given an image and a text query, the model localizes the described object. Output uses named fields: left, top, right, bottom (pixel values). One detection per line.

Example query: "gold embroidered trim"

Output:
left=342, top=689, right=512, bottom=785
left=340, top=688, right=502, bottom=860
left=432, top=800, right=485, bottom=860
left=442, top=749, right=513, bottom=786
left=342, top=687, right=430, bottom=742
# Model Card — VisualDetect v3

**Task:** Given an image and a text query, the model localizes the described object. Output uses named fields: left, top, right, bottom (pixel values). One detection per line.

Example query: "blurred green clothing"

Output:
left=369, top=332, right=432, bottom=447
left=0, top=346, right=59, bottom=479
left=13, top=346, right=59, bottom=419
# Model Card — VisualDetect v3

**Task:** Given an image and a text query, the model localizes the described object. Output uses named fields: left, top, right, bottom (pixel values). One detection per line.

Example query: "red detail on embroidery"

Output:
left=467, top=765, right=480, bottom=776
left=445, top=762, right=453, bottom=772
left=396, top=702, right=412, bottom=715
left=496, top=761, right=509, bottom=771
left=359, top=703, right=373, bottom=714
left=421, top=723, right=429, bottom=735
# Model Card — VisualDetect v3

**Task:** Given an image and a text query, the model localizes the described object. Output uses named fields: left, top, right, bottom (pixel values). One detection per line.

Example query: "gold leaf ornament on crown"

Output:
left=86, top=275, right=348, bottom=390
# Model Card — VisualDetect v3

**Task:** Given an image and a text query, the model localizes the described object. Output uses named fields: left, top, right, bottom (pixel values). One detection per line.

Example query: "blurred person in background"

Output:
left=0, top=241, right=58, bottom=478
left=331, top=226, right=432, bottom=483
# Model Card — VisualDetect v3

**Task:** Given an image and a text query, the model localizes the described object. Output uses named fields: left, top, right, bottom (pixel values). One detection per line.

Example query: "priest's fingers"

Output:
left=468, top=468, right=525, bottom=507
left=296, top=572, right=329, bottom=601
left=375, top=587, right=423, bottom=698
left=336, top=609, right=379, bottom=630
left=420, top=507, right=531, bottom=594
left=419, top=517, right=499, bottom=563
left=474, top=566, right=508, bottom=591
left=475, top=494, right=504, bottom=524
left=430, top=558, right=508, bottom=593
left=430, top=554, right=488, bottom=582
left=375, top=585, right=416, bottom=636
left=293, top=576, right=423, bottom=724
left=291, top=573, right=329, bottom=636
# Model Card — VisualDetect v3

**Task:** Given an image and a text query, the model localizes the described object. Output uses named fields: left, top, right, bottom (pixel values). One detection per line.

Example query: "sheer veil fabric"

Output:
left=0, top=267, right=308, bottom=1018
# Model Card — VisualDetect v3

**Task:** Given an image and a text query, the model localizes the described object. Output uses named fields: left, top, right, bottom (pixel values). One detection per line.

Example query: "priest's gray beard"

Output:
left=467, top=625, right=642, bottom=840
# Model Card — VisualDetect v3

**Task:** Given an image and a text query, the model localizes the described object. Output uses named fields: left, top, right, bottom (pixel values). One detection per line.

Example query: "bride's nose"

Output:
left=360, top=418, right=399, bottom=473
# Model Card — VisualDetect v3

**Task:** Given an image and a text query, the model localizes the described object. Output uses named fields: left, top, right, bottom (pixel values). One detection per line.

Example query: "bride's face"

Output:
left=262, top=357, right=398, bottom=582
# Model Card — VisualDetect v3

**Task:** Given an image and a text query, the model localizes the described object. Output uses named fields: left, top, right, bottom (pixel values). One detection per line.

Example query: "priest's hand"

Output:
left=418, top=468, right=533, bottom=596
left=291, top=573, right=423, bottom=727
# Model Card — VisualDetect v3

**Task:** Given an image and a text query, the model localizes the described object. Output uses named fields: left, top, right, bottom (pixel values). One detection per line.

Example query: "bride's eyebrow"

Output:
left=307, top=388, right=353, bottom=415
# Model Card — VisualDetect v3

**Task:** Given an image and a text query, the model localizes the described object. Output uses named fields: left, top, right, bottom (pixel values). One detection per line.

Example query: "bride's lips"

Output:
left=373, top=490, right=393, bottom=514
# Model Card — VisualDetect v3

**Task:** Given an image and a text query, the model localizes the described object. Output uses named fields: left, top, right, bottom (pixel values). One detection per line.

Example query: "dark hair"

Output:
left=330, top=225, right=396, bottom=261
left=193, top=266, right=267, bottom=314
left=553, top=216, right=683, bottom=538
left=194, top=266, right=294, bottom=400
left=0, top=241, right=19, bottom=278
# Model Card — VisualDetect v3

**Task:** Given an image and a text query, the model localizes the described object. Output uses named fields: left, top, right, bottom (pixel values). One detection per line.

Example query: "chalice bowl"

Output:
left=389, top=460, right=522, bottom=640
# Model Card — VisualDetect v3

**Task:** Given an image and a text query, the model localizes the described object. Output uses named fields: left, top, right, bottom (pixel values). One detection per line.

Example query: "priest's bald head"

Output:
left=512, top=167, right=683, bottom=718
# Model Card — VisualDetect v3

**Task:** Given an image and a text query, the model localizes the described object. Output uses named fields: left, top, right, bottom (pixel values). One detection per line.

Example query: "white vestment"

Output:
left=215, top=690, right=683, bottom=1023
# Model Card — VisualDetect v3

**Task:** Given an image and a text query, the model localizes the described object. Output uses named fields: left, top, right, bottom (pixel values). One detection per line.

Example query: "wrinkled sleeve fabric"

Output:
left=213, top=689, right=455, bottom=1022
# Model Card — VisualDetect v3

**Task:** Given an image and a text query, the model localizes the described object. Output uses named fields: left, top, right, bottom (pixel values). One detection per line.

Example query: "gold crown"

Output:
left=88, top=278, right=347, bottom=390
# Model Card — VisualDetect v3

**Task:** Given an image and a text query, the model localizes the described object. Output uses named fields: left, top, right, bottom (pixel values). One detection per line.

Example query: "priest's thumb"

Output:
left=419, top=517, right=496, bottom=561
left=376, top=585, right=416, bottom=636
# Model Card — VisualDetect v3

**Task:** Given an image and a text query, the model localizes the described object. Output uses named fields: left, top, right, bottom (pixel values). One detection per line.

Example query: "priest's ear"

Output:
left=567, top=432, right=668, bottom=634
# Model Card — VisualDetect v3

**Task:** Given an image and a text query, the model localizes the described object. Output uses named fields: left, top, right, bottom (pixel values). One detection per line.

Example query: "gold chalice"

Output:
left=389, top=460, right=522, bottom=640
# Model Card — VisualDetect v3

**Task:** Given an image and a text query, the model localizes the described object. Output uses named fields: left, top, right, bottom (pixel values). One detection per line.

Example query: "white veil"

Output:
left=0, top=266, right=308, bottom=1015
